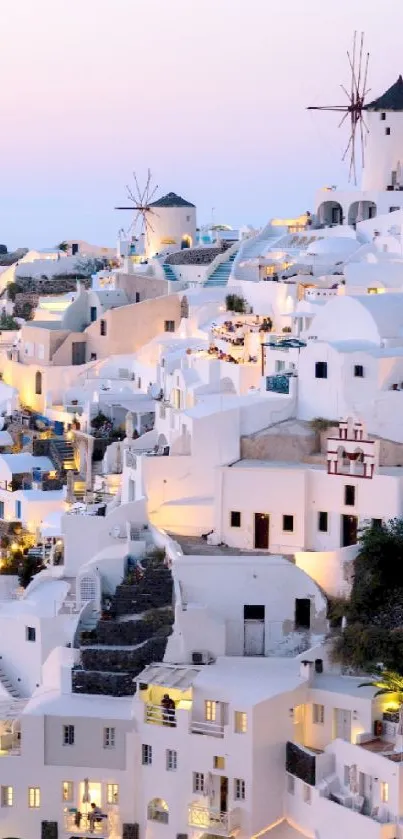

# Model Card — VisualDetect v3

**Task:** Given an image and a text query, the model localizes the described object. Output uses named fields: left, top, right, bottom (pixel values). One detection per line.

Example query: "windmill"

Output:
left=115, top=169, right=158, bottom=251
left=307, top=32, right=370, bottom=185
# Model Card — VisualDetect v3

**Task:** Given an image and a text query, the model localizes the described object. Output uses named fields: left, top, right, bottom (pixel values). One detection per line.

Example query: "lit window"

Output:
left=234, top=778, right=245, bottom=800
left=62, top=781, right=74, bottom=802
left=148, top=798, right=169, bottom=824
left=234, top=711, right=247, bottom=733
left=166, top=749, right=177, bottom=771
left=142, top=744, right=152, bottom=765
left=283, top=515, right=294, bottom=533
left=381, top=781, right=389, bottom=803
left=205, top=700, right=216, bottom=722
left=230, top=511, right=241, bottom=528
left=313, top=704, right=325, bottom=724
left=318, top=511, right=328, bottom=532
left=63, top=725, right=75, bottom=746
left=107, top=784, right=119, bottom=805
left=214, top=756, right=225, bottom=770
left=193, top=772, right=204, bottom=793
left=303, top=784, right=312, bottom=804
left=26, top=626, right=36, bottom=642
left=103, top=727, right=115, bottom=749
left=1, top=786, right=13, bottom=806
left=287, top=774, right=295, bottom=795
left=28, top=787, right=40, bottom=808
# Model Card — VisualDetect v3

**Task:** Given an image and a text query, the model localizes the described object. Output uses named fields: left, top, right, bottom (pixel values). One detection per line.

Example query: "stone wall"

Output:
left=166, top=245, right=228, bottom=265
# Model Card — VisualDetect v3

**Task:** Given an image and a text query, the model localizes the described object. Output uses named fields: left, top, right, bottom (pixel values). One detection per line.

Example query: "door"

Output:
left=359, top=771, right=373, bottom=810
left=71, top=342, right=86, bottom=365
left=295, top=598, right=311, bottom=630
left=220, top=777, right=228, bottom=813
left=342, top=514, right=358, bottom=547
left=332, top=206, right=341, bottom=224
left=244, top=605, right=265, bottom=656
left=90, top=306, right=97, bottom=322
left=334, top=708, right=352, bottom=742
left=254, top=513, right=269, bottom=549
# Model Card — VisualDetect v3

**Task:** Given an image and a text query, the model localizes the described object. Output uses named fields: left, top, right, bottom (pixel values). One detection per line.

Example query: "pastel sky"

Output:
left=1, top=0, right=403, bottom=249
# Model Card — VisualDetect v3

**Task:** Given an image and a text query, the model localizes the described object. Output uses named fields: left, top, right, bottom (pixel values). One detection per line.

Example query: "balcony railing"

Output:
left=188, top=804, right=240, bottom=836
left=190, top=719, right=225, bottom=737
left=144, top=703, right=177, bottom=727
left=64, top=811, right=111, bottom=837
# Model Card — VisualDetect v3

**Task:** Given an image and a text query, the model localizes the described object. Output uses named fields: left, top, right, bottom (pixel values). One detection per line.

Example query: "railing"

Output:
left=190, top=719, right=225, bottom=737
left=144, top=703, right=177, bottom=727
left=64, top=811, right=111, bottom=836
left=188, top=804, right=240, bottom=835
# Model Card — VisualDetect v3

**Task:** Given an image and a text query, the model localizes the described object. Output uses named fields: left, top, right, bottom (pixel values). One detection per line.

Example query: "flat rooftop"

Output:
left=172, top=534, right=293, bottom=558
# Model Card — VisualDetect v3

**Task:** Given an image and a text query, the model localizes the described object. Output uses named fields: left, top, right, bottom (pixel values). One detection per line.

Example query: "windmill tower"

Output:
left=115, top=169, right=158, bottom=258
left=361, top=75, right=403, bottom=192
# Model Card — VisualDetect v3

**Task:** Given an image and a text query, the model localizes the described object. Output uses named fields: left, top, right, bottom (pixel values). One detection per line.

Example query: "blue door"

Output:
left=15, top=500, right=21, bottom=519
left=90, top=306, right=97, bottom=322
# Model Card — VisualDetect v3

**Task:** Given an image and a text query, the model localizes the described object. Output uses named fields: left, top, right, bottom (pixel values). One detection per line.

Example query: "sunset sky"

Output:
left=1, top=0, right=403, bottom=249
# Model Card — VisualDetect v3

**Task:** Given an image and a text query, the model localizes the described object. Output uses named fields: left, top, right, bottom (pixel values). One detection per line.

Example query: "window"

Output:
left=103, top=727, right=115, bottom=749
left=193, top=772, right=205, bottom=793
left=205, top=700, right=216, bottom=722
left=107, top=784, right=119, bottom=805
left=90, top=306, right=97, bottom=322
left=1, top=785, right=13, bottom=806
left=313, top=704, right=324, bottom=725
left=372, top=518, right=382, bottom=529
left=26, top=626, right=36, bottom=642
left=0, top=501, right=4, bottom=519
left=142, top=744, right=152, bottom=765
left=318, top=511, right=328, bottom=532
left=380, top=781, right=389, bottom=803
left=62, top=782, right=74, bottom=802
left=381, top=112, right=386, bottom=120
left=295, top=598, right=311, bottom=630
left=315, top=361, right=327, bottom=379
left=63, top=725, right=75, bottom=746
left=287, top=774, right=295, bottom=795
left=303, top=784, right=312, bottom=804
left=275, top=360, right=285, bottom=372
left=135, top=292, right=140, bottom=303
left=15, top=500, right=21, bottom=519
left=230, top=511, right=241, bottom=528
left=386, top=127, right=391, bottom=135
left=164, top=320, right=175, bottom=333
left=283, top=514, right=294, bottom=532
left=166, top=749, right=177, bottom=771
left=354, top=365, right=364, bottom=378
left=234, top=778, right=245, bottom=800
left=100, top=319, right=107, bottom=336
left=214, top=756, right=225, bottom=770
left=35, top=371, right=42, bottom=395
left=28, top=787, right=40, bottom=808
left=344, top=485, right=355, bottom=506
left=234, top=711, right=247, bottom=733
left=148, top=798, right=169, bottom=824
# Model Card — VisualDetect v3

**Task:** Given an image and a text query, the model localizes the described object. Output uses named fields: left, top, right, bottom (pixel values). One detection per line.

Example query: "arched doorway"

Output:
left=317, top=201, right=343, bottom=227
left=35, top=371, right=42, bottom=395
left=348, top=200, right=377, bottom=227
left=181, top=235, right=192, bottom=249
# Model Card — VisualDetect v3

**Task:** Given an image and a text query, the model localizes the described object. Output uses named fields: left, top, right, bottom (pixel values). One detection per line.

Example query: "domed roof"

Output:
left=306, top=237, right=359, bottom=256
left=149, top=191, right=195, bottom=208
left=365, top=75, right=403, bottom=111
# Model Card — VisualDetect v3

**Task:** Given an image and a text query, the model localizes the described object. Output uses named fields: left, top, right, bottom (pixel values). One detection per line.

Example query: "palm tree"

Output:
left=359, top=668, right=403, bottom=701
left=57, top=241, right=69, bottom=253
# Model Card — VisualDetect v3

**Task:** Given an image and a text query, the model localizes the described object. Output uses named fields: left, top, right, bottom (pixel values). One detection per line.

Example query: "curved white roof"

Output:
left=306, top=237, right=359, bottom=256
left=307, top=293, right=403, bottom=344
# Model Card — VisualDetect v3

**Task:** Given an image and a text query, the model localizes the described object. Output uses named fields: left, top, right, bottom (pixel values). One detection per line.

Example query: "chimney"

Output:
left=299, top=660, right=314, bottom=681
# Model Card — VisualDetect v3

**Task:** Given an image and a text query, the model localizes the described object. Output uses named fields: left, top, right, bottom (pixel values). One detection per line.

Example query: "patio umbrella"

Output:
left=82, top=778, right=90, bottom=804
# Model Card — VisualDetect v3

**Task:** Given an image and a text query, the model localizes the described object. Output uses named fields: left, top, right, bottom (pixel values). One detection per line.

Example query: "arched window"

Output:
left=35, top=371, right=42, bottom=395
left=148, top=798, right=169, bottom=824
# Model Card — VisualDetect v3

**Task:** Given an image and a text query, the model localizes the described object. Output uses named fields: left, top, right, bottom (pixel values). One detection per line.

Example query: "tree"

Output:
left=359, top=668, right=403, bottom=701
left=57, top=241, right=69, bottom=253
left=6, top=281, right=22, bottom=301
left=225, top=293, right=247, bottom=314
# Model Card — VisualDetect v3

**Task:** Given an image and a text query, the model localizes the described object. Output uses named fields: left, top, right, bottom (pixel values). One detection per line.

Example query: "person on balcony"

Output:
left=88, top=803, right=103, bottom=832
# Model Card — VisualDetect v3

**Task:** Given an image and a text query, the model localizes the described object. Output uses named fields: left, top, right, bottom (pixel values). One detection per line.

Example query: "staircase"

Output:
left=0, top=665, right=20, bottom=699
left=162, top=263, right=177, bottom=282
left=49, top=438, right=75, bottom=471
left=204, top=251, right=237, bottom=288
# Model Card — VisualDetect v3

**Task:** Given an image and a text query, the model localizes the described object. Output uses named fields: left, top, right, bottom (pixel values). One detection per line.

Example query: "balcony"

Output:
left=64, top=811, right=111, bottom=837
left=144, top=703, right=177, bottom=727
left=190, top=719, right=225, bottom=738
left=188, top=804, right=240, bottom=836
